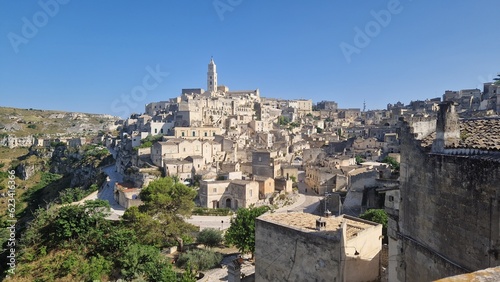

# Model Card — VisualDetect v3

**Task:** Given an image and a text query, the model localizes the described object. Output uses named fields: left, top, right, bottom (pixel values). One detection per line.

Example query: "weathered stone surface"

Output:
left=395, top=117, right=500, bottom=282
left=436, top=266, right=500, bottom=282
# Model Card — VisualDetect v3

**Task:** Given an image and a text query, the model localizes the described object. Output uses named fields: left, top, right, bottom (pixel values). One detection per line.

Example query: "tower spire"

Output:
left=207, top=57, right=217, bottom=92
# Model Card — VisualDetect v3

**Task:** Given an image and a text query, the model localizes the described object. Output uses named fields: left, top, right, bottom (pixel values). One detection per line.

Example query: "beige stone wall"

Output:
left=174, top=126, right=221, bottom=140
left=396, top=120, right=500, bottom=281
left=255, top=220, right=342, bottom=282
left=256, top=178, right=274, bottom=198
left=343, top=221, right=382, bottom=282
left=198, top=180, right=231, bottom=208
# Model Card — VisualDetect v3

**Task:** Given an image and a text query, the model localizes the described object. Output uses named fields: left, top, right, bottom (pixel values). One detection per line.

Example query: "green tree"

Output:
left=359, top=209, right=388, bottom=228
left=224, top=206, right=270, bottom=258
left=134, top=177, right=198, bottom=251
left=180, top=263, right=197, bottom=282
left=278, top=116, right=290, bottom=126
left=118, top=243, right=177, bottom=281
left=140, top=177, right=196, bottom=216
left=355, top=155, right=365, bottom=165
left=80, top=254, right=112, bottom=281
left=197, top=228, right=223, bottom=248
left=53, top=200, right=110, bottom=241
left=360, top=208, right=388, bottom=244
left=176, top=249, right=222, bottom=271
left=382, top=156, right=400, bottom=171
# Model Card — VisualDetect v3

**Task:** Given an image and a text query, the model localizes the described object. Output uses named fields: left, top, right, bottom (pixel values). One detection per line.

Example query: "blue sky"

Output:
left=1, top=0, right=499, bottom=117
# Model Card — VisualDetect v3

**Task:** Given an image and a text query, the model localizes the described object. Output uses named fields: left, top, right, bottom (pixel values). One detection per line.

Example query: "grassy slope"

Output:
left=0, top=107, right=120, bottom=137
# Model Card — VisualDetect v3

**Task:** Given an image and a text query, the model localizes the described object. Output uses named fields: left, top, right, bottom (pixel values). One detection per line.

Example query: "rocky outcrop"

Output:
left=49, top=145, right=111, bottom=188
left=14, top=144, right=111, bottom=188
left=15, top=162, right=44, bottom=180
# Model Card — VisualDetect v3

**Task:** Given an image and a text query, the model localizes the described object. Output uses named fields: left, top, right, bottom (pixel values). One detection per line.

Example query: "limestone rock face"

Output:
left=15, top=163, right=42, bottom=180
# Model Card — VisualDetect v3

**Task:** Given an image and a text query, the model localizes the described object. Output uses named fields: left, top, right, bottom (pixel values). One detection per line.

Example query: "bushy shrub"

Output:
left=197, top=228, right=223, bottom=248
left=176, top=249, right=222, bottom=271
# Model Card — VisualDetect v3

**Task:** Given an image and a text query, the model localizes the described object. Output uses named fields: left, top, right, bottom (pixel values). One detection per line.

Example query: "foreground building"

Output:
left=255, top=212, right=382, bottom=282
left=392, top=102, right=500, bottom=281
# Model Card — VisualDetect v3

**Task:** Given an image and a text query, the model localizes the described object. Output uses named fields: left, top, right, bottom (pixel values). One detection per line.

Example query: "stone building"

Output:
left=198, top=179, right=259, bottom=209
left=173, top=126, right=221, bottom=140
left=114, top=182, right=143, bottom=209
left=252, top=175, right=274, bottom=199
left=255, top=212, right=382, bottom=282
left=163, top=159, right=193, bottom=182
left=145, top=101, right=172, bottom=116
left=316, top=100, right=338, bottom=111
left=151, top=138, right=222, bottom=167
left=392, top=101, right=500, bottom=281
left=252, top=150, right=280, bottom=178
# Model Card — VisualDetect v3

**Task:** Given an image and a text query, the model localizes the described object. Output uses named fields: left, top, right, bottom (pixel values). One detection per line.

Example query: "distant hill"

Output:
left=0, top=107, right=121, bottom=137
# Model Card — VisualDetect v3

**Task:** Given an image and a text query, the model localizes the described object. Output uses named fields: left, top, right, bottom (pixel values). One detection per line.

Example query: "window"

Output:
left=192, top=131, right=196, bottom=137
left=389, top=196, right=394, bottom=202
left=213, top=188, right=217, bottom=193
left=258, top=157, right=262, bottom=162
left=161, top=129, right=163, bottom=133
left=204, top=132, right=208, bottom=137
left=182, top=132, right=185, bottom=137
left=154, top=129, right=157, bottom=134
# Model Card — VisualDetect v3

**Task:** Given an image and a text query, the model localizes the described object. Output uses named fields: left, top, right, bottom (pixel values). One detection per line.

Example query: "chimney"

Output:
left=432, top=101, right=460, bottom=153
left=316, top=217, right=327, bottom=231
left=324, top=210, right=332, bottom=218
left=227, top=258, right=242, bottom=282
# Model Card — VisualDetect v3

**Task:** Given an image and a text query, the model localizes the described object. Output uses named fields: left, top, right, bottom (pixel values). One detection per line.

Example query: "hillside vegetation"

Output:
left=0, top=107, right=120, bottom=137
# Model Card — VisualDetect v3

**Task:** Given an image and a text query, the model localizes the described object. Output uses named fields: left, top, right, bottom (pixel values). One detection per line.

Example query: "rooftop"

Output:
left=115, top=182, right=138, bottom=190
left=421, top=118, right=500, bottom=151
left=258, top=212, right=376, bottom=240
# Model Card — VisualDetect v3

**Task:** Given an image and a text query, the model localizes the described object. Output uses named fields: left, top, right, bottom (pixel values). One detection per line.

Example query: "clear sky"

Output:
left=1, top=0, right=499, bottom=117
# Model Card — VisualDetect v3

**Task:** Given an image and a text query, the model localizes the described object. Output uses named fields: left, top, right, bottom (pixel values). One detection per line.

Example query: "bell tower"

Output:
left=207, top=57, right=218, bottom=92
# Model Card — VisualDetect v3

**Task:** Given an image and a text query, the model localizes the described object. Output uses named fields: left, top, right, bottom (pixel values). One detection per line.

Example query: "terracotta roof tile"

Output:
left=420, top=118, right=500, bottom=151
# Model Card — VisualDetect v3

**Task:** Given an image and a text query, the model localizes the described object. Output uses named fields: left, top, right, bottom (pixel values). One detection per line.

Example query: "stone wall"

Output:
left=0, top=135, right=35, bottom=148
left=396, top=121, right=500, bottom=281
left=255, top=219, right=342, bottom=282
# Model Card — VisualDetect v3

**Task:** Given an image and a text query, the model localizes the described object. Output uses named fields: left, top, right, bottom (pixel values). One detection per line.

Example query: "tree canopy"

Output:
left=224, top=206, right=270, bottom=257
left=359, top=209, right=388, bottom=229
left=197, top=228, right=223, bottom=248
left=382, top=156, right=400, bottom=171
left=123, top=177, right=198, bottom=250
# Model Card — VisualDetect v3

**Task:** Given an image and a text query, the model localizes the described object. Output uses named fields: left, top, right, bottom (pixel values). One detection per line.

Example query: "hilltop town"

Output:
left=2, top=59, right=500, bottom=281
